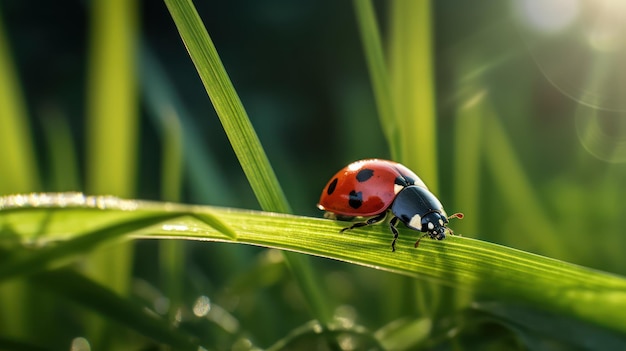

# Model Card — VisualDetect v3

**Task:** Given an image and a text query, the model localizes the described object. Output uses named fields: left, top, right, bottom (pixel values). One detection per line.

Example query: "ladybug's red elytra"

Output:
left=317, top=159, right=463, bottom=251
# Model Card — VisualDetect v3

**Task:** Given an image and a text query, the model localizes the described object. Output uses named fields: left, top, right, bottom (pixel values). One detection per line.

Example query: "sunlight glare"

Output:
left=585, top=0, right=626, bottom=52
left=517, top=0, right=580, bottom=33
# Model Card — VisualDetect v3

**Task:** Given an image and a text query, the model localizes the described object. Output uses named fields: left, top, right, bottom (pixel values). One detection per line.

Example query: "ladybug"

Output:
left=317, top=159, right=463, bottom=251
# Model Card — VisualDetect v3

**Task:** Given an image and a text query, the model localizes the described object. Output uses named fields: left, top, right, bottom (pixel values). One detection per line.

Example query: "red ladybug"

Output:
left=317, top=159, right=463, bottom=251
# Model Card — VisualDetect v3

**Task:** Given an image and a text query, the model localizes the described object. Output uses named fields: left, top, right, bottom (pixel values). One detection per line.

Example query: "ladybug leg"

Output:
left=389, top=216, right=400, bottom=252
left=414, top=233, right=429, bottom=248
left=339, top=212, right=387, bottom=233
left=446, top=227, right=460, bottom=237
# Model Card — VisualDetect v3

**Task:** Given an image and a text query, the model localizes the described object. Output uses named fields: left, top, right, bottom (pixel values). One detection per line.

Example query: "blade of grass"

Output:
left=389, top=0, right=438, bottom=189
left=160, top=111, right=183, bottom=203
left=0, top=213, right=204, bottom=281
left=0, top=9, right=41, bottom=340
left=86, top=0, right=139, bottom=198
left=0, top=8, right=40, bottom=195
left=85, top=0, right=139, bottom=347
left=450, top=87, right=486, bottom=316
left=41, top=110, right=80, bottom=191
left=159, top=109, right=185, bottom=323
left=163, top=0, right=288, bottom=214
left=357, top=0, right=449, bottom=320
left=453, top=89, right=485, bottom=237
left=2, top=193, right=626, bottom=335
left=353, top=0, right=400, bottom=159
left=163, top=0, right=334, bottom=328
left=482, top=103, right=566, bottom=257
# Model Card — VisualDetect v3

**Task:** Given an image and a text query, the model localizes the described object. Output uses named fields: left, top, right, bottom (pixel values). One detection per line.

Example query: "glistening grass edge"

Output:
left=1, top=193, right=626, bottom=335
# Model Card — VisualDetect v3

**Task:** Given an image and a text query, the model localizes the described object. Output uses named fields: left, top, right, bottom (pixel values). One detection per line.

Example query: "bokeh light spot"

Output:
left=70, top=337, right=91, bottom=351
left=193, top=295, right=211, bottom=317
left=516, top=0, right=580, bottom=34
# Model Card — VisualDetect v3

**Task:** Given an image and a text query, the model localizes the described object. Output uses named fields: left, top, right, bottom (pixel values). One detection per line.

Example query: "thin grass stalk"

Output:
left=386, top=0, right=446, bottom=319
left=482, top=107, right=566, bottom=258
left=160, top=111, right=185, bottom=323
left=389, top=0, right=438, bottom=190
left=84, top=0, right=139, bottom=347
left=41, top=110, right=81, bottom=191
left=353, top=0, right=400, bottom=159
left=0, top=9, right=40, bottom=339
left=163, top=0, right=334, bottom=327
left=0, top=10, right=40, bottom=194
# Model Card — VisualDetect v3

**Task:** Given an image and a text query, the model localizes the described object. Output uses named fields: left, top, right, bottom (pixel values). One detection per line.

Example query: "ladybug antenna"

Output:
left=446, top=213, right=464, bottom=238
left=448, top=212, right=464, bottom=220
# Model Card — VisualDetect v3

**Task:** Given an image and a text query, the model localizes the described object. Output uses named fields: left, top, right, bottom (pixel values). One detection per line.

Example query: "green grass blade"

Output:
left=0, top=9, right=41, bottom=341
left=453, top=90, right=485, bottom=236
left=482, top=107, right=565, bottom=257
left=163, top=0, right=289, bottom=214
left=0, top=10, right=40, bottom=194
left=84, top=0, right=139, bottom=346
left=86, top=0, right=139, bottom=197
left=163, top=0, right=334, bottom=328
left=2, top=193, right=626, bottom=335
left=389, top=0, right=438, bottom=189
left=353, top=0, right=400, bottom=159
left=158, top=106, right=185, bottom=323
left=160, top=113, right=183, bottom=202
left=41, top=112, right=81, bottom=191
left=0, top=212, right=202, bottom=282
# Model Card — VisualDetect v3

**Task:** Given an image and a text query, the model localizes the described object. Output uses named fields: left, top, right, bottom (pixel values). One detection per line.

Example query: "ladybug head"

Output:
left=421, top=211, right=448, bottom=240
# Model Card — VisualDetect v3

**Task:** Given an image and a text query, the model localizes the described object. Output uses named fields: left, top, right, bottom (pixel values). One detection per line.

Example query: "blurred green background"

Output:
left=1, top=0, right=626, bottom=350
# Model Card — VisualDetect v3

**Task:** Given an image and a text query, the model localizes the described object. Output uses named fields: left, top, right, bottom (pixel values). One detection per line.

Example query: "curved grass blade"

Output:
left=0, top=194, right=235, bottom=282
left=163, top=0, right=289, bottom=214
left=353, top=0, right=400, bottom=159
left=1, top=193, right=626, bottom=335
left=163, top=0, right=334, bottom=329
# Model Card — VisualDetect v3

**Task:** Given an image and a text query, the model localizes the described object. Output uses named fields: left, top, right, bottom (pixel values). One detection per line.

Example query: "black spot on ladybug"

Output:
left=327, top=178, right=338, bottom=195
left=348, top=190, right=363, bottom=209
left=356, top=169, right=374, bottom=182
